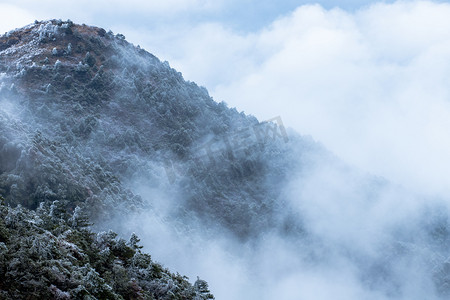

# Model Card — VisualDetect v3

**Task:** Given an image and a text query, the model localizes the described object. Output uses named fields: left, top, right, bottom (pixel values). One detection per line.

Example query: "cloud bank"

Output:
left=137, top=0, right=450, bottom=196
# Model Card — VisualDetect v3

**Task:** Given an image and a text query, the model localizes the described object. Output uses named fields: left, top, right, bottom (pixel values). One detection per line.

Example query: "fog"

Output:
left=45, top=0, right=450, bottom=196
left=103, top=2, right=450, bottom=298
left=144, top=1, right=450, bottom=197
left=113, top=142, right=447, bottom=299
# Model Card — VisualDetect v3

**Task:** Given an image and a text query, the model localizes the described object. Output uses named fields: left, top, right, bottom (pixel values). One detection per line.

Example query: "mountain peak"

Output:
left=1, top=20, right=127, bottom=68
left=0, top=19, right=166, bottom=101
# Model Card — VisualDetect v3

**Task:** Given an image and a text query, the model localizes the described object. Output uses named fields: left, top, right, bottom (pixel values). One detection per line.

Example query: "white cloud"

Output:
left=141, top=1, right=450, bottom=195
left=3, top=0, right=218, bottom=15
left=0, top=4, right=36, bottom=33
left=0, top=0, right=222, bottom=38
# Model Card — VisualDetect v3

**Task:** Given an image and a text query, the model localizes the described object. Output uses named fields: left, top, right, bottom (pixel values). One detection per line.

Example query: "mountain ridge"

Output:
left=0, top=19, right=303, bottom=240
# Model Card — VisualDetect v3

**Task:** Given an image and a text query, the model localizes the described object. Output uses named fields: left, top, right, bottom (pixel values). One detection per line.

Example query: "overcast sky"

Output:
left=2, top=0, right=450, bottom=196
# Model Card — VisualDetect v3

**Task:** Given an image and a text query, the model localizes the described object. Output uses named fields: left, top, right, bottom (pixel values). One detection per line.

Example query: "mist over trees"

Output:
left=0, top=198, right=213, bottom=299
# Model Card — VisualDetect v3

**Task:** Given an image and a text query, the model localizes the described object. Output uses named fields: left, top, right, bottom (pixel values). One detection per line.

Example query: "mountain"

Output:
left=0, top=18, right=306, bottom=298
left=0, top=19, right=303, bottom=239
left=1, top=19, right=450, bottom=299
left=0, top=19, right=224, bottom=299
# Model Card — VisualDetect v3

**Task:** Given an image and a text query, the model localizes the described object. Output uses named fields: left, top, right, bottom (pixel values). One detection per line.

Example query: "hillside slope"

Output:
left=0, top=19, right=306, bottom=239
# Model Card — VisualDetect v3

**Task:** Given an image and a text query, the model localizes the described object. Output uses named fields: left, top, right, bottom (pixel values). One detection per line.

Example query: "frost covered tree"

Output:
left=0, top=201, right=214, bottom=299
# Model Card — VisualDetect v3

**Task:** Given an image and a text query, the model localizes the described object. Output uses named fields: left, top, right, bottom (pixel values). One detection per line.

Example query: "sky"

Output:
left=1, top=0, right=450, bottom=195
